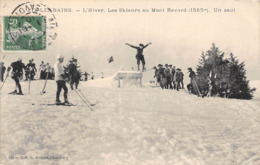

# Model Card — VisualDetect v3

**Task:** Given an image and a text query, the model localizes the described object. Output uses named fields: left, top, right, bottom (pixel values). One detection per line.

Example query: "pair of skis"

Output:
left=192, top=78, right=202, bottom=97
left=73, top=88, right=98, bottom=111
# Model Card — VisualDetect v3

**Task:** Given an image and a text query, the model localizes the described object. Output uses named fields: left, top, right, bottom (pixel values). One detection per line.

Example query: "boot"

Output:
left=56, top=99, right=61, bottom=105
left=16, top=92, right=24, bottom=95
left=142, top=65, right=146, bottom=71
left=64, top=100, right=71, bottom=105
left=137, top=65, right=140, bottom=71
left=8, top=90, right=17, bottom=94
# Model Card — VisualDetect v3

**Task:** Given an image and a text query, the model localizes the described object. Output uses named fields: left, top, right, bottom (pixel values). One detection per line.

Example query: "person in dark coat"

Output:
left=91, top=72, right=94, bottom=80
left=83, top=71, right=90, bottom=81
left=0, top=62, right=6, bottom=82
left=179, top=69, right=184, bottom=89
left=164, top=64, right=172, bottom=89
left=158, top=64, right=167, bottom=89
left=125, top=42, right=152, bottom=71
left=172, top=66, right=176, bottom=89
left=9, top=58, right=26, bottom=95
left=187, top=67, right=196, bottom=93
left=175, top=68, right=180, bottom=90
left=68, top=59, right=80, bottom=90
left=25, top=59, right=37, bottom=80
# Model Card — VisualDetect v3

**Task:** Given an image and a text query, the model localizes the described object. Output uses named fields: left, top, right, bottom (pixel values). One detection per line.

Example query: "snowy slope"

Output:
left=0, top=71, right=260, bottom=165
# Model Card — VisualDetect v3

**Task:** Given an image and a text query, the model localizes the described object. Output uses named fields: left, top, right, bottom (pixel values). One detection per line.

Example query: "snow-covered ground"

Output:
left=0, top=70, right=260, bottom=165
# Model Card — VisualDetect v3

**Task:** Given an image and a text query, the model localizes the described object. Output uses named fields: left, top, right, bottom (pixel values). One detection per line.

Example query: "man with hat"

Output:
left=164, top=64, right=172, bottom=89
left=179, top=69, right=184, bottom=89
left=157, top=64, right=167, bottom=89
left=153, top=64, right=161, bottom=83
left=172, top=66, right=176, bottom=89
left=188, top=68, right=195, bottom=80
left=67, top=58, right=80, bottom=90
left=125, top=42, right=152, bottom=71
left=187, top=67, right=196, bottom=93
left=25, top=59, right=37, bottom=81
left=168, top=64, right=173, bottom=89
left=175, top=68, right=184, bottom=90
left=9, top=58, right=26, bottom=95
left=39, top=61, right=46, bottom=79
left=54, top=54, right=69, bottom=105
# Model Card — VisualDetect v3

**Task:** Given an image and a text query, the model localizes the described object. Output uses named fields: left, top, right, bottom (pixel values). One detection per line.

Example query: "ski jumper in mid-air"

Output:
left=125, top=42, right=152, bottom=71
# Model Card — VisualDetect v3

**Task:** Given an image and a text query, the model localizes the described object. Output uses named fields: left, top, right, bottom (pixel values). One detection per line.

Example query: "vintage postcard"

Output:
left=0, top=0, right=259, bottom=164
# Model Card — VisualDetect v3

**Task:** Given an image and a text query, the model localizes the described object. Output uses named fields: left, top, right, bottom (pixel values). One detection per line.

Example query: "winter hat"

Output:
left=188, top=68, right=192, bottom=71
left=56, top=54, right=64, bottom=60
left=177, top=68, right=180, bottom=71
left=139, top=43, right=144, bottom=47
left=158, top=64, right=162, bottom=67
left=165, top=64, right=168, bottom=66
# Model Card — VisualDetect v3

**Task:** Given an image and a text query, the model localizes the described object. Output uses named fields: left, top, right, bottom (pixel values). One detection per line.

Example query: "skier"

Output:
left=164, top=64, right=172, bottom=89
left=67, top=59, right=80, bottom=90
left=91, top=72, right=94, bottom=80
left=45, top=63, right=51, bottom=79
left=9, top=58, right=26, bottom=95
left=31, top=59, right=37, bottom=80
left=54, top=54, right=70, bottom=105
left=83, top=71, right=90, bottom=81
left=168, top=64, right=173, bottom=89
left=187, top=67, right=196, bottom=94
left=175, top=68, right=184, bottom=90
left=39, top=61, right=46, bottom=79
left=25, top=61, right=30, bottom=81
left=25, top=59, right=37, bottom=80
left=125, top=42, right=152, bottom=71
left=179, top=69, right=184, bottom=89
left=108, top=56, right=114, bottom=63
left=171, top=66, right=176, bottom=89
left=158, top=64, right=166, bottom=89
left=51, top=68, right=55, bottom=80
left=0, top=62, right=6, bottom=82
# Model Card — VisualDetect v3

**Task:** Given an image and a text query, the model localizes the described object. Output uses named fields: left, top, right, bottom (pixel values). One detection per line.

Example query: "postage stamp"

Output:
left=4, top=16, right=46, bottom=51
left=3, top=2, right=58, bottom=51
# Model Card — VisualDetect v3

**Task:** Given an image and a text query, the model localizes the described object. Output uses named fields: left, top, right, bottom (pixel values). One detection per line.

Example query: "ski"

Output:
left=34, top=103, right=75, bottom=106
left=76, top=88, right=99, bottom=106
left=192, top=78, right=202, bottom=97
left=74, top=89, right=94, bottom=111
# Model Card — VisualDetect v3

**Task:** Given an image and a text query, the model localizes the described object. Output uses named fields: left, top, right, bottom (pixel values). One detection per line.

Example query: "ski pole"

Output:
left=0, top=67, right=11, bottom=91
left=40, top=72, right=49, bottom=94
left=28, top=70, right=31, bottom=94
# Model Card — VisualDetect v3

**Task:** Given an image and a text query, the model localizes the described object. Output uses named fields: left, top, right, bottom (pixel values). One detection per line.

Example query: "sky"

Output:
left=1, top=0, right=259, bottom=80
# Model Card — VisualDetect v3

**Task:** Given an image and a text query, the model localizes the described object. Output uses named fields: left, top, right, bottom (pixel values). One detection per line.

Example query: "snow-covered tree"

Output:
left=196, top=43, right=255, bottom=99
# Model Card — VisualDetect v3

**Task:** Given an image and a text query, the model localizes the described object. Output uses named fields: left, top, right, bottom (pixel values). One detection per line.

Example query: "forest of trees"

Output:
left=195, top=43, right=256, bottom=100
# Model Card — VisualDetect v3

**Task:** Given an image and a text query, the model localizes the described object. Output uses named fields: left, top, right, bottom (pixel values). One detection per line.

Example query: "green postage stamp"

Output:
left=3, top=16, right=46, bottom=51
